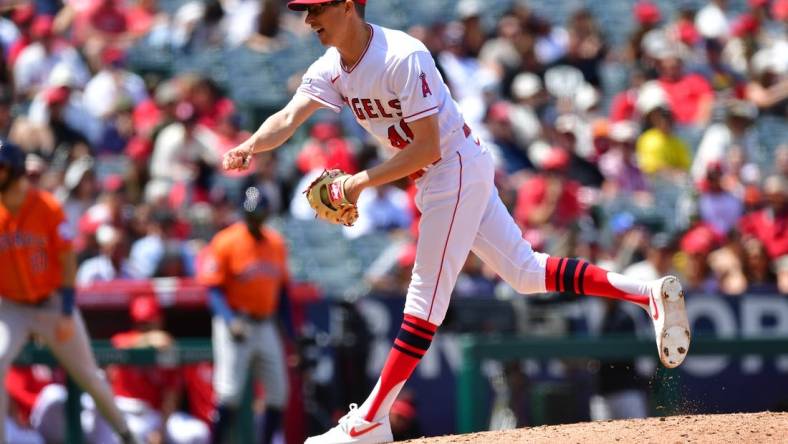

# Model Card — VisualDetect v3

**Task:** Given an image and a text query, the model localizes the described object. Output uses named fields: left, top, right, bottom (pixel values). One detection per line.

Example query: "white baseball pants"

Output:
left=405, top=142, right=548, bottom=326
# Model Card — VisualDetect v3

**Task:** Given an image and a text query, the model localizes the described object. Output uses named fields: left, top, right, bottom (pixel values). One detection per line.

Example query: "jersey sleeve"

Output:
left=196, top=242, right=227, bottom=287
left=391, top=51, right=441, bottom=123
left=296, top=53, right=344, bottom=113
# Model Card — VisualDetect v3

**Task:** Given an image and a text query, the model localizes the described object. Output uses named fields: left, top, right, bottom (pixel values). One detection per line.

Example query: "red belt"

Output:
left=408, top=123, right=475, bottom=181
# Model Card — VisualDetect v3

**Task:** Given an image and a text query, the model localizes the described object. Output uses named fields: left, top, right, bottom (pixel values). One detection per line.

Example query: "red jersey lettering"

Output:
left=361, top=98, right=378, bottom=118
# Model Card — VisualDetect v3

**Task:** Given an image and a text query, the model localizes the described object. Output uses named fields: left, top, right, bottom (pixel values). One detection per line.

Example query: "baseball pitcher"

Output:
left=221, top=2, right=692, bottom=443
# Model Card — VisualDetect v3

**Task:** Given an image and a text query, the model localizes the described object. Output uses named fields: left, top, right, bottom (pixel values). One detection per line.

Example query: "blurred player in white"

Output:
left=222, top=1, right=692, bottom=442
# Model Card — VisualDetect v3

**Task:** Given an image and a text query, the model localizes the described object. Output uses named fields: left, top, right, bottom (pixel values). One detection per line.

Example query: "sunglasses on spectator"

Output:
left=306, top=0, right=345, bottom=15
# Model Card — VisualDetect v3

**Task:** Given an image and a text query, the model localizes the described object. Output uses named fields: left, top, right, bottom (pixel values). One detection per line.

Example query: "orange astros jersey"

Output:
left=198, top=222, right=288, bottom=318
left=0, top=189, right=73, bottom=304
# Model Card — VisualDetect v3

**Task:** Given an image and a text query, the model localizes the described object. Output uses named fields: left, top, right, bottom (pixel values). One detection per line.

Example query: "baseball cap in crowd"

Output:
left=544, top=65, right=584, bottom=99
left=609, top=120, right=640, bottom=143
left=541, top=147, right=570, bottom=172
left=63, top=156, right=95, bottom=194
left=457, top=0, right=483, bottom=19
left=287, top=0, right=366, bottom=11
left=732, top=14, right=760, bottom=37
left=48, top=63, right=78, bottom=88
left=680, top=225, right=719, bottom=255
left=44, top=86, right=70, bottom=106
left=633, top=1, right=661, bottom=25
left=96, top=224, right=120, bottom=247
left=12, top=3, right=36, bottom=27
left=486, top=102, right=511, bottom=124
left=636, top=81, right=670, bottom=115
left=131, top=295, right=162, bottom=324
left=511, top=72, right=542, bottom=100
left=30, top=15, right=54, bottom=39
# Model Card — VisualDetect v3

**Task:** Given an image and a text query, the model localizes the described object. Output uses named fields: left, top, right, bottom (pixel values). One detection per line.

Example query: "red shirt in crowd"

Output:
left=658, top=74, right=713, bottom=125
left=196, top=98, right=235, bottom=130
left=108, top=331, right=181, bottom=409
left=296, top=138, right=358, bottom=175
left=5, top=366, right=59, bottom=425
left=739, top=209, right=788, bottom=259
left=515, top=175, right=583, bottom=229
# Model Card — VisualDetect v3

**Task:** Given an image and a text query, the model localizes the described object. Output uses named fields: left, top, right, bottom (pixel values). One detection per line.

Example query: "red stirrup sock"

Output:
left=545, top=257, right=650, bottom=306
left=358, top=314, right=437, bottom=422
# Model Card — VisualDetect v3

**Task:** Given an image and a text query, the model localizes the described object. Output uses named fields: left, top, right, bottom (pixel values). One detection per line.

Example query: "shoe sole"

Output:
left=654, top=276, right=691, bottom=368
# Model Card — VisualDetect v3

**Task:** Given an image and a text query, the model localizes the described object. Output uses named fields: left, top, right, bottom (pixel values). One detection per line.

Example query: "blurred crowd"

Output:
left=1, top=0, right=787, bottom=441
left=0, top=0, right=785, bottom=296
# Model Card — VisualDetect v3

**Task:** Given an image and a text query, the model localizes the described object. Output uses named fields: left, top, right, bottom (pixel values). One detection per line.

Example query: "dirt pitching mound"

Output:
left=403, top=411, right=788, bottom=444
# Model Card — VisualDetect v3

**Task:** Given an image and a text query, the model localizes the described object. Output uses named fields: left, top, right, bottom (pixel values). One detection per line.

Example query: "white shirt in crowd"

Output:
left=342, top=185, right=412, bottom=239
left=28, top=90, right=103, bottom=145
left=691, top=123, right=761, bottom=181
left=14, top=42, right=91, bottom=96
left=82, top=69, right=149, bottom=119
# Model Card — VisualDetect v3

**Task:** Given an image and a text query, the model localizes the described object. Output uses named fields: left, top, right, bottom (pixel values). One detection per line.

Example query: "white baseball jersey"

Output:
left=296, top=24, right=468, bottom=164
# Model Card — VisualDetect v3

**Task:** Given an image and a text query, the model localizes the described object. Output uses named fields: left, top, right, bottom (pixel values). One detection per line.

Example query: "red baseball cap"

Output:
left=633, top=1, right=661, bottom=25
left=44, top=86, right=70, bottom=105
left=680, top=225, right=719, bottom=255
left=12, top=4, right=36, bottom=26
left=30, top=15, right=54, bottom=39
left=288, top=0, right=365, bottom=12
left=542, top=147, right=570, bottom=171
left=131, top=295, right=162, bottom=323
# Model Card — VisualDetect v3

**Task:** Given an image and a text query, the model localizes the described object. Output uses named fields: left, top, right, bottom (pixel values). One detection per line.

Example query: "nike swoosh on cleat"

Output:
left=349, top=423, right=382, bottom=438
left=651, top=292, right=659, bottom=320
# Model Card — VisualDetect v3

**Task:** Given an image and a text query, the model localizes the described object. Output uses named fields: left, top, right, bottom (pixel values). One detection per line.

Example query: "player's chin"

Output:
left=316, top=30, right=330, bottom=45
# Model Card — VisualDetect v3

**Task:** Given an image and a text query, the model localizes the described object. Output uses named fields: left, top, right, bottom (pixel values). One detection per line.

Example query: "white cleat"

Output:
left=305, top=404, right=393, bottom=444
left=647, top=276, right=691, bottom=368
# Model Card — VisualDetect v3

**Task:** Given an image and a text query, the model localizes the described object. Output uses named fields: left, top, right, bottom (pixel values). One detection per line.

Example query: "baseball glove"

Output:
left=304, top=169, right=359, bottom=226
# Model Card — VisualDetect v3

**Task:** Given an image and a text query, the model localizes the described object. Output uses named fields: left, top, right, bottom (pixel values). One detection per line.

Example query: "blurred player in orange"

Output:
left=197, top=185, right=294, bottom=444
left=0, top=140, right=137, bottom=443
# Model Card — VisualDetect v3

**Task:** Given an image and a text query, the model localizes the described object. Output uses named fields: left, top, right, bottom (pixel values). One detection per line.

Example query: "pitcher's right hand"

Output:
left=223, top=143, right=253, bottom=171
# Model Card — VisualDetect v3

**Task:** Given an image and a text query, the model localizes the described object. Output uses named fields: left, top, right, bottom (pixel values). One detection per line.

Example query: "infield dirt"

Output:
left=402, top=411, right=788, bottom=443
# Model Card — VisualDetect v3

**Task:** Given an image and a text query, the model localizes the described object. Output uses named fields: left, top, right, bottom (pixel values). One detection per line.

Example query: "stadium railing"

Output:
left=457, top=335, right=788, bottom=433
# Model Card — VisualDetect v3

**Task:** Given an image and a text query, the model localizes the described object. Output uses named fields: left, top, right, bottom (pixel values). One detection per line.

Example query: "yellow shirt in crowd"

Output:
left=636, top=128, right=692, bottom=174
